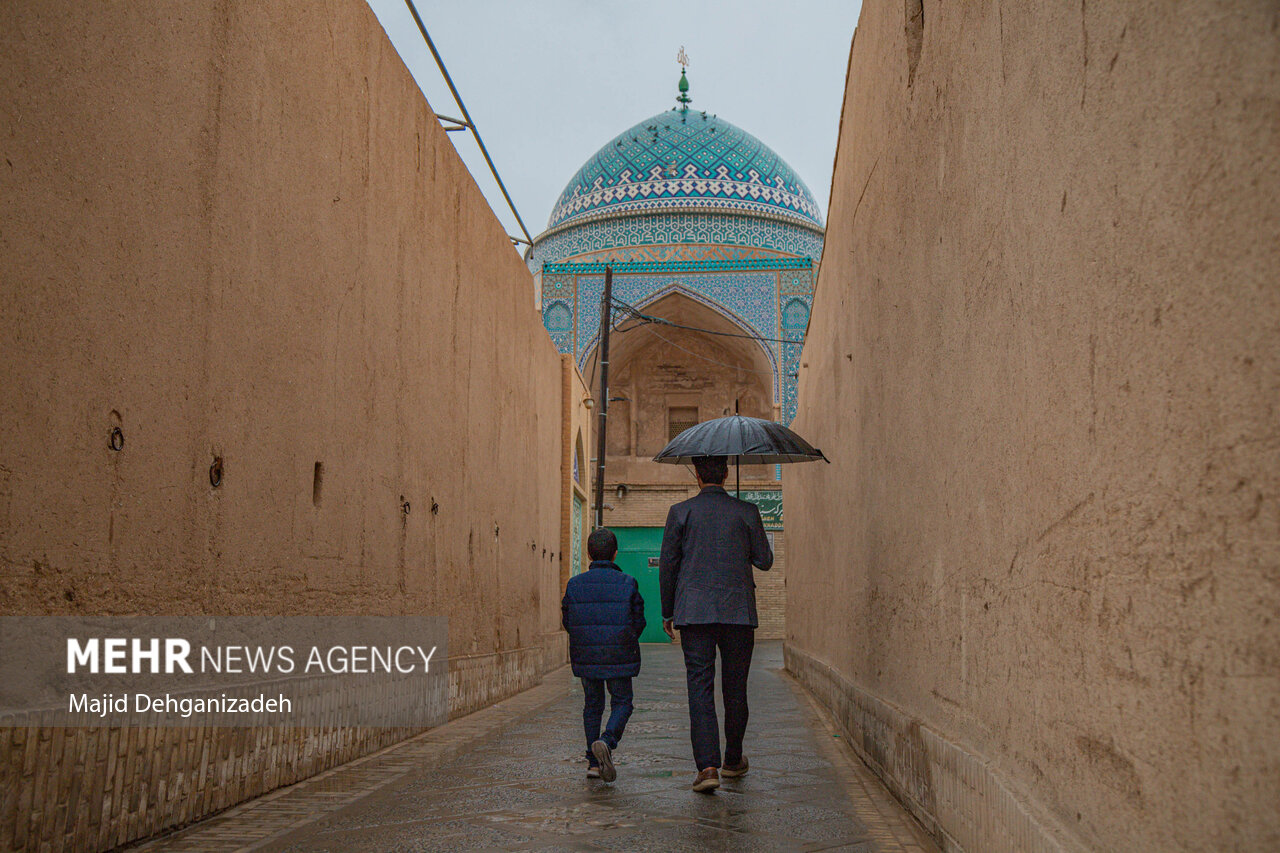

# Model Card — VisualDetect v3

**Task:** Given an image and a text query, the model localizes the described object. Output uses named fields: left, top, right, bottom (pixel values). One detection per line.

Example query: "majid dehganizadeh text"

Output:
left=63, top=637, right=439, bottom=718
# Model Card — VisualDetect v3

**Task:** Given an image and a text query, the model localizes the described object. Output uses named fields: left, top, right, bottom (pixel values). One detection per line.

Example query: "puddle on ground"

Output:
left=481, top=804, right=642, bottom=834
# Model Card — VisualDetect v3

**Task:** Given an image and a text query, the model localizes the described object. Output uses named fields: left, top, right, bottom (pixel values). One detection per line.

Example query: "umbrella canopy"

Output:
left=652, top=415, right=829, bottom=465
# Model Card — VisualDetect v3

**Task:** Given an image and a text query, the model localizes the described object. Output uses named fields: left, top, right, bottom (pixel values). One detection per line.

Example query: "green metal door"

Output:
left=611, top=527, right=669, bottom=643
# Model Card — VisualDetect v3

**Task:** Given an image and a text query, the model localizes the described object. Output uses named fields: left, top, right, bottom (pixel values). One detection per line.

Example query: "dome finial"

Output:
left=676, top=46, right=691, bottom=111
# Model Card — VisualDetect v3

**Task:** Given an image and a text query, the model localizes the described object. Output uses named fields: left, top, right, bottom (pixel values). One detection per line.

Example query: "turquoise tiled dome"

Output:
left=546, top=109, right=823, bottom=231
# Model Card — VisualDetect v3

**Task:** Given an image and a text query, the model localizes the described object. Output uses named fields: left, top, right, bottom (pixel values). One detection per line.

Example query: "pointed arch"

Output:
left=578, top=283, right=780, bottom=404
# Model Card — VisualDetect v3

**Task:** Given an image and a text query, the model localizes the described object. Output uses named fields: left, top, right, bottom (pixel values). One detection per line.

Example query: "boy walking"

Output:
left=561, top=528, right=646, bottom=782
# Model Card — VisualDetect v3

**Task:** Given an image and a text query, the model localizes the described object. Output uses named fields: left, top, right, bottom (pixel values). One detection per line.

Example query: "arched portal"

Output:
left=582, top=290, right=777, bottom=477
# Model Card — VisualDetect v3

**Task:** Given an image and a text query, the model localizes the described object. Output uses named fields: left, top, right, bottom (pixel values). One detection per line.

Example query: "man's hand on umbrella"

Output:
left=663, top=619, right=676, bottom=640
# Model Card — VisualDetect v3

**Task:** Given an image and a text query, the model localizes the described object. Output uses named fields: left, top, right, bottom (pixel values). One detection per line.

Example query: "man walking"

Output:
left=659, top=455, right=773, bottom=792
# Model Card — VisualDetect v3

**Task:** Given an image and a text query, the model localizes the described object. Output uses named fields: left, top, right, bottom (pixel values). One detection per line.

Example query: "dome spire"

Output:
left=676, top=46, right=692, bottom=111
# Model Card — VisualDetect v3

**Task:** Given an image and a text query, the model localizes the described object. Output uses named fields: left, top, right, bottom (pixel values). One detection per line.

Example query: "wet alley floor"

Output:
left=132, top=642, right=936, bottom=852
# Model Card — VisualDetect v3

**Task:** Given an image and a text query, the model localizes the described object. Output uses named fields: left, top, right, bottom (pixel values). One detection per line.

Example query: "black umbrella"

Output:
left=652, top=414, right=828, bottom=495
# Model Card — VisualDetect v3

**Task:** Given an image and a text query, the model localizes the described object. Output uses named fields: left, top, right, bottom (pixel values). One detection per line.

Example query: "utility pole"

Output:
left=593, top=266, right=613, bottom=530
left=735, top=398, right=741, bottom=499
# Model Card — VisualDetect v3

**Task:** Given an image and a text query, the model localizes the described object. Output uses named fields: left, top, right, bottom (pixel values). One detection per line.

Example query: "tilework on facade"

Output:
left=544, top=258, right=815, bottom=275
left=780, top=294, right=811, bottom=424
left=540, top=262, right=815, bottom=424
left=532, top=107, right=823, bottom=427
left=576, top=271, right=780, bottom=374
left=546, top=110, right=823, bottom=231
left=571, top=494, right=583, bottom=576
left=528, top=212, right=824, bottom=275
left=563, top=242, right=781, bottom=265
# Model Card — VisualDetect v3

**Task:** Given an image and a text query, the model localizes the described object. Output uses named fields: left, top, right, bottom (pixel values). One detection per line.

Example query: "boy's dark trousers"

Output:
left=581, top=677, right=633, bottom=762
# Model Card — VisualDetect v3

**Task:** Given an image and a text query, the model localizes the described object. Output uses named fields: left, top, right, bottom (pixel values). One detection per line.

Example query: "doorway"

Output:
left=611, top=527, right=670, bottom=643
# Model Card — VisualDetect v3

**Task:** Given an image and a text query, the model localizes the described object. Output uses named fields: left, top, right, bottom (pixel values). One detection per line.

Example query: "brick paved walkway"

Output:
left=132, top=642, right=935, bottom=852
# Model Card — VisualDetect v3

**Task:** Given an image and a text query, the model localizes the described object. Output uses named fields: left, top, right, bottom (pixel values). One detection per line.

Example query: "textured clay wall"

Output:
left=786, top=2, right=1279, bottom=851
left=557, top=356, right=592, bottom=610
left=0, top=0, right=565, bottom=849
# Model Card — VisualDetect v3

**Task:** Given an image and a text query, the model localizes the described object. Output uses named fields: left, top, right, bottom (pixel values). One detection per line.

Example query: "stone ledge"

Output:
left=784, top=643, right=1087, bottom=853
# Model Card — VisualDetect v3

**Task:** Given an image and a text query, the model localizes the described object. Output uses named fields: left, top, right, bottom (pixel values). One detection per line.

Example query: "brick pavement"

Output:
left=130, top=642, right=936, bottom=852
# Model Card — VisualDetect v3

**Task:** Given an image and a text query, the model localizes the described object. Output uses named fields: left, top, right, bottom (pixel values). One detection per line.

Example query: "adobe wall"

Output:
left=786, top=2, right=1279, bottom=851
left=558, top=356, right=592, bottom=599
left=0, top=0, right=567, bottom=849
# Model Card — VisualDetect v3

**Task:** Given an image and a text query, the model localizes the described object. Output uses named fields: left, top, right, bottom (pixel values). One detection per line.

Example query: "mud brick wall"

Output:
left=0, top=0, right=570, bottom=850
left=785, top=2, right=1280, bottom=851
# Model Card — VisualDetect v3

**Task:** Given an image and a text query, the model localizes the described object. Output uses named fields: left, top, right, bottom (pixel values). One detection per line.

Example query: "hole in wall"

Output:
left=905, top=0, right=924, bottom=87
left=312, top=462, right=324, bottom=506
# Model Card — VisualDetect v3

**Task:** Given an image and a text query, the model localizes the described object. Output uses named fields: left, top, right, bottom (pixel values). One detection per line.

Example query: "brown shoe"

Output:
left=692, top=767, right=720, bottom=793
left=591, top=740, right=616, bottom=782
left=721, top=757, right=749, bottom=777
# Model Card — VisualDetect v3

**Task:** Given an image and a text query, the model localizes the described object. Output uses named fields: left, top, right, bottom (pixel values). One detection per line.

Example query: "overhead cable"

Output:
left=403, top=0, right=534, bottom=248
left=609, top=298, right=803, bottom=345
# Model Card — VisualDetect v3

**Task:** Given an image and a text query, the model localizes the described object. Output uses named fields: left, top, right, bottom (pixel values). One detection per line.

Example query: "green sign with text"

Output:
left=738, top=490, right=783, bottom=529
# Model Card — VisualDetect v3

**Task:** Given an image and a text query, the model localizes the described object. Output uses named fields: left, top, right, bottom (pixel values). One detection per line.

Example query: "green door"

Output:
left=611, top=527, right=669, bottom=643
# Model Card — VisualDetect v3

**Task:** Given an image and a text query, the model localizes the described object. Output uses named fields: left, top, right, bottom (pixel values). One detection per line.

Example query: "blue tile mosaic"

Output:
left=529, top=212, right=823, bottom=275
left=545, top=110, right=823, bottom=231
left=531, top=103, right=822, bottom=426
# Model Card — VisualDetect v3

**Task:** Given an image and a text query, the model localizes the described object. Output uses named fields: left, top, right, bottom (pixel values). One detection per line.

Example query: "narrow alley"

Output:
left=3, top=1, right=1276, bottom=850
left=132, top=644, right=935, bottom=852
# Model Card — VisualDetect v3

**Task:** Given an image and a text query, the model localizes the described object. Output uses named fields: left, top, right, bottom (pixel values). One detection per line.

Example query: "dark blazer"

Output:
left=659, top=486, right=774, bottom=628
left=561, top=560, right=646, bottom=679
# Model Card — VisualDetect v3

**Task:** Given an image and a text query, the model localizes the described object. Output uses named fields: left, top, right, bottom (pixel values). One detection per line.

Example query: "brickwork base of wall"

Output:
left=0, top=721, right=422, bottom=852
left=1, top=640, right=569, bottom=853
left=541, top=631, right=569, bottom=674
left=784, top=644, right=1086, bottom=853
left=447, top=645, right=551, bottom=721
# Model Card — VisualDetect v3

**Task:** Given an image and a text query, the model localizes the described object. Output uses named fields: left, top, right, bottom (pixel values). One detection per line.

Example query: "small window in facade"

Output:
left=669, top=406, right=699, bottom=441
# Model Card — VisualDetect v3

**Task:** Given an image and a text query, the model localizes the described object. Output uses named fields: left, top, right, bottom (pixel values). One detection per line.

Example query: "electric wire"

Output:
left=623, top=322, right=778, bottom=376
left=403, top=0, right=533, bottom=248
left=587, top=292, right=805, bottom=387
left=609, top=297, right=804, bottom=345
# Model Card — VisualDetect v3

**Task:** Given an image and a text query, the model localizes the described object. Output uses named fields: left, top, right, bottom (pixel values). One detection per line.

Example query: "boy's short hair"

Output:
left=587, top=527, right=618, bottom=561
left=692, top=455, right=728, bottom=485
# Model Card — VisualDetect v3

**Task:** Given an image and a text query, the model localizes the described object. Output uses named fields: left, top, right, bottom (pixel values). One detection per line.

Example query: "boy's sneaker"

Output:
left=586, top=765, right=601, bottom=779
left=590, top=740, right=616, bottom=782
left=721, top=757, right=749, bottom=777
left=692, top=767, right=720, bottom=793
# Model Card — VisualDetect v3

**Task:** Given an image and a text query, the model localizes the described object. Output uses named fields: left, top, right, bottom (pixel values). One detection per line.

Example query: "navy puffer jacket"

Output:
left=561, top=560, right=646, bottom=679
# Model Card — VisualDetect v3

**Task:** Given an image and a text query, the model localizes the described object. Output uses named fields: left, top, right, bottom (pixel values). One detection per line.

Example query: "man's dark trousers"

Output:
left=581, top=677, right=633, bottom=763
left=680, top=623, right=755, bottom=770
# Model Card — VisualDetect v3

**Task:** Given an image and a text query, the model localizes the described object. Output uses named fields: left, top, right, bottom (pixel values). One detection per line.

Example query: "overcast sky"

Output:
left=367, top=1, right=862, bottom=244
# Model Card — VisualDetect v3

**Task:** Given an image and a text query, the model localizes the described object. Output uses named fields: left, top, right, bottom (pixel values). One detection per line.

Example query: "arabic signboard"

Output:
left=738, top=490, right=783, bottom=529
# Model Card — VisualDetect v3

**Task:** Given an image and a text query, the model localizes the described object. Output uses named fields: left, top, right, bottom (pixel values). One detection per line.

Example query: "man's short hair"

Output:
left=692, top=455, right=728, bottom=485
left=587, top=527, right=618, bottom=561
